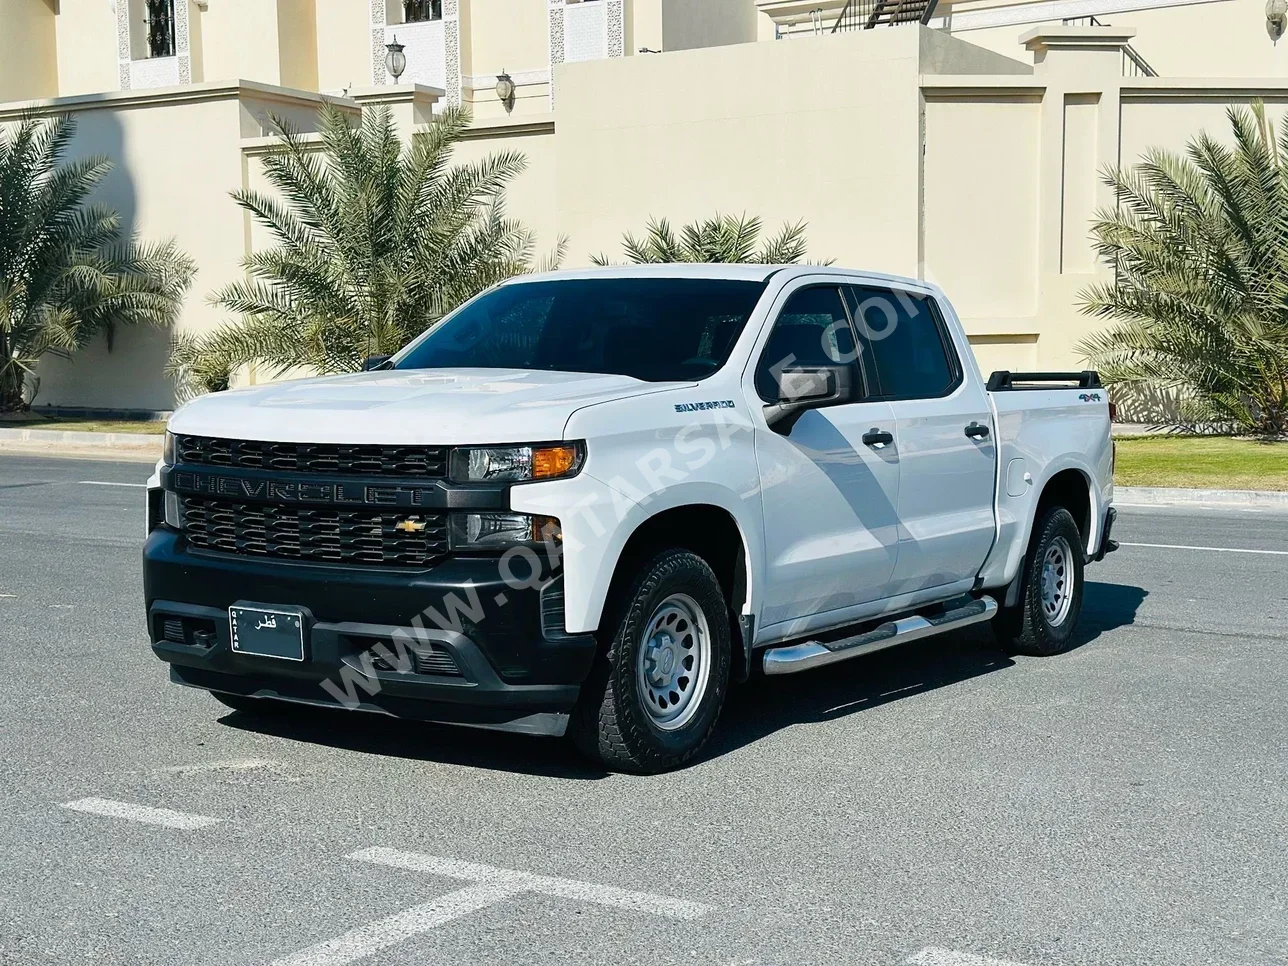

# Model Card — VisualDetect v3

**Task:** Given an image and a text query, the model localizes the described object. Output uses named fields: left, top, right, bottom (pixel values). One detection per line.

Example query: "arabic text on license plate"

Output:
left=229, top=604, right=306, bottom=661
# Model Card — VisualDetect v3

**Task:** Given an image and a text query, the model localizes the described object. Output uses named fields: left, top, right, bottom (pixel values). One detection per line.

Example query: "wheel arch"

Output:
left=601, top=502, right=755, bottom=683
left=1035, top=467, right=1094, bottom=549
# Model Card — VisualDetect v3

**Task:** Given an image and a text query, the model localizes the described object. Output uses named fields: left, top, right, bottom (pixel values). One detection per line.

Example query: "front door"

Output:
left=848, top=284, right=996, bottom=598
left=752, top=282, right=901, bottom=637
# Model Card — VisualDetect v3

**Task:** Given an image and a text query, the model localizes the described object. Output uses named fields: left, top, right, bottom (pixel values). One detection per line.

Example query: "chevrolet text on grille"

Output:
left=170, top=472, right=435, bottom=507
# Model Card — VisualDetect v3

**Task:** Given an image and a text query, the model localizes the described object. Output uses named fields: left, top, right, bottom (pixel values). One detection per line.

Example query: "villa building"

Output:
left=2, top=0, right=1286, bottom=411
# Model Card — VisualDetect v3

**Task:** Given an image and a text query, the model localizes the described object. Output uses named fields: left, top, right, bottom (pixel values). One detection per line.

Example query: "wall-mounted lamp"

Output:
left=1269, top=0, right=1288, bottom=42
left=385, top=35, right=407, bottom=83
left=495, top=70, right=516, bottom=112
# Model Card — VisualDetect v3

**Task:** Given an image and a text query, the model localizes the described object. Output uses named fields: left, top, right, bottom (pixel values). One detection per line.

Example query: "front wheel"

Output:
left=570, top=549, right=731, bottom=773
left=994, top=506, right=1085, bottom=656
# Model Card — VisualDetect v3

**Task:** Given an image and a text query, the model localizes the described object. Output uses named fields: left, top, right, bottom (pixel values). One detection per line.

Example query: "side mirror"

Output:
left=361, top=355, right=393, bottom=371
left=762, top=364, right=854, bottom=435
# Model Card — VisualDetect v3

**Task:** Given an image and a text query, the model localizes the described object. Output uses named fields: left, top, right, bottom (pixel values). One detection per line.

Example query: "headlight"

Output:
left=163, top=431, right=176, bottom=466
left=448, top=512, right=561, bottom=551
left=449, top=443, right=583, bottom=483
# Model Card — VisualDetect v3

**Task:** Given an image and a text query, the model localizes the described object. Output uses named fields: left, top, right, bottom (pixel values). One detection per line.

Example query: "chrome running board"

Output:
left=761, top=595, right=998, bottom=676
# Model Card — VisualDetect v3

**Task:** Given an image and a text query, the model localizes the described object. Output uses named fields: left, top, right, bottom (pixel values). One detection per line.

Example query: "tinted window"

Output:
left=395, top=277, right=768, bottom=382
left=755, top=286, right=858, bottom=400
left=847, top=286, right=958, bottom=399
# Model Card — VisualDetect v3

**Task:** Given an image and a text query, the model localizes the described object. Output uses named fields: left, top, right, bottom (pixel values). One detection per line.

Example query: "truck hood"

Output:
left=169, top=368, right=689, bottom=444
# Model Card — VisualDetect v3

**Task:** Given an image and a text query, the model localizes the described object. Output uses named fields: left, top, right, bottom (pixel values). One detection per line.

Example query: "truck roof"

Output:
left=506, top=263, right=930, bottom=289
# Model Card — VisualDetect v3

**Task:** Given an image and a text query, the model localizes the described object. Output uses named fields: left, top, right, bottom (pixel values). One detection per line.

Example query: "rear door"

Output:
left=847, top=284, right=996, bottom=598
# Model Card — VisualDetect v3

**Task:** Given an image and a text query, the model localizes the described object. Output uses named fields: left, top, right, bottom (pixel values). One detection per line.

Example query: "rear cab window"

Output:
left=846, top=285, right=961, bottom=400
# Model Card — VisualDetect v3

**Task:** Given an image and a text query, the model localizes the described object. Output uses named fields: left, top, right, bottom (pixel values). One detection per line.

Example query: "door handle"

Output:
left=964, top=422, right=990, bottom=439
left=862, top=429, right=894, bottom=447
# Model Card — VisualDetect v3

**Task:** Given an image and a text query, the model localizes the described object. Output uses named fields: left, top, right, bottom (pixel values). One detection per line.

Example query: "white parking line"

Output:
left=905, top=947, right=1031, bottom=966
left=271, top=882, right=525, bottom=966
left=78, top=480, right=147, bottom=487
left=1120, top=541, right=1288, bottom=556
left=352, top=847, right=714, bottom=919
left=59, top=797, right=220, bottom=830
left=273, top=848, right=714, bottom=966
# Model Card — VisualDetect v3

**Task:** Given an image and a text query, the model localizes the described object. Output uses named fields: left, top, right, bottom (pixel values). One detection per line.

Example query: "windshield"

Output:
left=394, top=277, right=769, bottom=382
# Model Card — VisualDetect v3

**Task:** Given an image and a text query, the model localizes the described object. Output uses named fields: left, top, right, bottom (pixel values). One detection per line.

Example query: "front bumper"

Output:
left=143, top=527, right=597, bottom=735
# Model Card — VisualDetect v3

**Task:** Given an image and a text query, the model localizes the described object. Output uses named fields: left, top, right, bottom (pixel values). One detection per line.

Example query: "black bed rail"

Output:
left=986, top=370, right=1102, bottom=392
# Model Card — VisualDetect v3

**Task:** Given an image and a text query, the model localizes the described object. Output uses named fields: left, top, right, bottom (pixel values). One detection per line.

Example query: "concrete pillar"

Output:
left=1021, top=25, right=1138, bottom=81
left=1020, top=26, right=1132, bottom=367
left=348, top=84, right=445, bottom=132
left=0, top=0, right=58, bottom=101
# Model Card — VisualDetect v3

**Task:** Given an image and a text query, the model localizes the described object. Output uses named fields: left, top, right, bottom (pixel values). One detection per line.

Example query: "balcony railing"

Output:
left=832, top=0, right=939, bottom=31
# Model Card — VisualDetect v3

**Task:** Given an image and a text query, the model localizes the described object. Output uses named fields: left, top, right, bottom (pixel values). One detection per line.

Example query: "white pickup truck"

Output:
left=144, top=265, right=1117, bottom=773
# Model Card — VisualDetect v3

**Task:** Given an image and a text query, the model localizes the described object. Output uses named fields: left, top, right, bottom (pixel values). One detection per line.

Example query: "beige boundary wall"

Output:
left=0, top=82, right=356, bottom=410
left=5, top=26, right=1288, bottom=409
left=552, top=26, right=1288, bottom=376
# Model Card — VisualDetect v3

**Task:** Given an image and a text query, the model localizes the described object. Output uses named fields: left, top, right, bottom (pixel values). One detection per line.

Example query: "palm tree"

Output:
left=0, top=113, right=194, bottom=411
left=1078, top=101, right=1288, bottom=436
left=169, top=102, right=557, bottom=396
left=592, top=213, right=824, bottom=266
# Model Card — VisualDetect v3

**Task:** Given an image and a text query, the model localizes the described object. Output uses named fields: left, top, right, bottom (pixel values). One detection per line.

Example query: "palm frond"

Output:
left=0, top=111, right=194, bottom=410
left=607, top=212, right=823, bottom=265
left=173, top=105, right=550, bottom=398
left=1076, top=100, right=1288, bottom=435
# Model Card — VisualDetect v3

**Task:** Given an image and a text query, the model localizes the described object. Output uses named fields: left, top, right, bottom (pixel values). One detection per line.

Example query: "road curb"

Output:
left=0, top=427, right=161, bottom=462
left=0, top=427, right=161, bottom=447
left=1116, top=485, right=1288, bottom=508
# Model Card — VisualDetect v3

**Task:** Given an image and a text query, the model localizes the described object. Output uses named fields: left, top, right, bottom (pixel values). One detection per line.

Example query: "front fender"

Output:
left=510, top=474, right=763, bottom=635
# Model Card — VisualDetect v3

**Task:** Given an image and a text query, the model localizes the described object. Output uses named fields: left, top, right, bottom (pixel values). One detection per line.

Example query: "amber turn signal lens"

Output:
left=532, top=444, right=579, bottom=479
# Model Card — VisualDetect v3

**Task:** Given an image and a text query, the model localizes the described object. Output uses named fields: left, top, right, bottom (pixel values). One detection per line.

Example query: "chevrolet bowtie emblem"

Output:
left=395, top=518, right=427, bottom=533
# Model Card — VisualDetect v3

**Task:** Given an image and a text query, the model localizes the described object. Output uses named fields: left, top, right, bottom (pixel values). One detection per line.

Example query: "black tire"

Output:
left=570, top=549, right=731, bottom=774
left=994, top=506, right=1085, bottom=656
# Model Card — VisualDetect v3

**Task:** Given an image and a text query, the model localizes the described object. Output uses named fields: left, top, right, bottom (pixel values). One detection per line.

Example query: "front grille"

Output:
left=181, top=497, right=447, bottom=567
left=175, top=435, right=447, bottom=478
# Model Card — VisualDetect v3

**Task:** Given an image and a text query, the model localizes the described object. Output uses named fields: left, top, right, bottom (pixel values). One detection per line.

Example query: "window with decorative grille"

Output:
left=404, top=0, right=442, bottom=22
left=145, top=0, right=176, bottom=57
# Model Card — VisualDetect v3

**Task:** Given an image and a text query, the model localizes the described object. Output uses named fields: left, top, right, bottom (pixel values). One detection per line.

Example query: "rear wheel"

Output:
left=994, top=506, right=1085, bottom=656
left=570, top=549, right=731, bottom=773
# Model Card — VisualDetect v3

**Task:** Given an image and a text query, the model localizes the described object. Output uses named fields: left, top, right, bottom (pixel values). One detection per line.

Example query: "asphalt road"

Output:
left=2, top=455, right=1286, bottom=966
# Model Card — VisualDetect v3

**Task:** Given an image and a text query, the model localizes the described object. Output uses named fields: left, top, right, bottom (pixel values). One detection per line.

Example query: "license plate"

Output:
left=229, top=604, right=306, bottom=661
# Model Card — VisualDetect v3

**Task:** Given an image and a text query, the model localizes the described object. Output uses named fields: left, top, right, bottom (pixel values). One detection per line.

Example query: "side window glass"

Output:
left=755, top=286, right=858, bottom=401
left=847, top=286, right=958, bottom=400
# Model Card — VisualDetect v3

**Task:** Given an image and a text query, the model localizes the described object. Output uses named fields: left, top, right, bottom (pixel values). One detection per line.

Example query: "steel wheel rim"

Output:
left=1040, top=535, right=1075, bottom=627
left=636, top=593, right=711, bottom=731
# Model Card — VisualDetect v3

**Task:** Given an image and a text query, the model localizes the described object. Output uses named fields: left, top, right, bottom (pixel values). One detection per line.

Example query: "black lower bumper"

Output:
left=143, top=528, right=597, bottom=733
left=1092, top=505, right=1119, bottom=562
